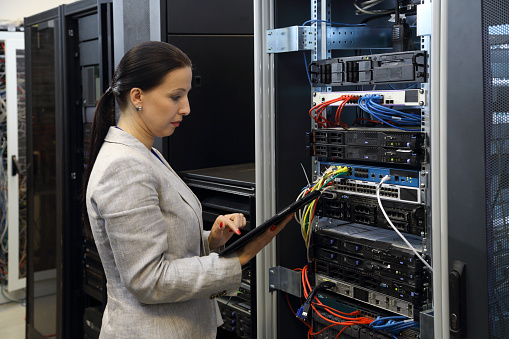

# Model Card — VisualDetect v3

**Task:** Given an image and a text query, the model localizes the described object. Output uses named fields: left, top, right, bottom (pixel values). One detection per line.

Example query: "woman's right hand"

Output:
left=235, top=213, right=294, bottom=266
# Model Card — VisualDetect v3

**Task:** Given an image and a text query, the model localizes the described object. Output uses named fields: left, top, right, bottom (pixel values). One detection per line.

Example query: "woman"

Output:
left=83, top=41, right=292, bottom=338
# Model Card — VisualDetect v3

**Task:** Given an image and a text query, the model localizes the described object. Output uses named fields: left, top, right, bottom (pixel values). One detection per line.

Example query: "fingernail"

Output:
left=219, top=222, right=224, bottom=228
left=229, top=229, right=233, bottom=233
left=270, top=225, right=276, bottom=232
left=236, top=229, right=241, bottom=235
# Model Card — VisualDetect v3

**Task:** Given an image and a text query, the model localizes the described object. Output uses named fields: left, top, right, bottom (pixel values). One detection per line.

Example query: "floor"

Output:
left=0, top=301, right=26, bottom=339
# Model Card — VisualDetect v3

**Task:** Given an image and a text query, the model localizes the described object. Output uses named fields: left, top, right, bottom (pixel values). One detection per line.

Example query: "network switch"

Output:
left=326, top=178, right=422, bottom=204
left=314, top=89, right=426, bottom=107
left=319, top=161, right=420, bottom=188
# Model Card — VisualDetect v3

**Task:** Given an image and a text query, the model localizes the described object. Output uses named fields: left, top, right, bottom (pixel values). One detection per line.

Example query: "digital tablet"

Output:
left=219, top=189, right=322, bottom=256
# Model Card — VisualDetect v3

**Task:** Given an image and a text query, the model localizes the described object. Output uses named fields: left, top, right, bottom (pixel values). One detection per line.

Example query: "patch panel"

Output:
left=315, top=89, right=427, bottom=107
left=328, top=178, right=422, bottom=204
left=315, top=274, right=426, bottom=319
left=319, top=161, right=420, bottom=188
left=310, top=128, right=425, bottom=150
left=317, top=194, right=426, bottom=236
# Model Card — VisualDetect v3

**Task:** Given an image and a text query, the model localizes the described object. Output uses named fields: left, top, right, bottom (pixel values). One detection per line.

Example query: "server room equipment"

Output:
left=25, top=1, right=114, bottom=337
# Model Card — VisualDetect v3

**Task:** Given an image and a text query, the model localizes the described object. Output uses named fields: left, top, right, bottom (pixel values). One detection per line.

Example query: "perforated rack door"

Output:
left=483, top=1, right=509, bottom=337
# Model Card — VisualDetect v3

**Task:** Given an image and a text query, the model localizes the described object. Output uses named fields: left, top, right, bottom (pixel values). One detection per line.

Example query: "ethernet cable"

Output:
left=357, top=94, right=421, bottom=131
left=296, top=165, right=349, bottom=261
left=309, top=93, right=421, bottom=130
left=369, top=316, right=419, bottom=335
left=376, top=175, right=433, bottom=271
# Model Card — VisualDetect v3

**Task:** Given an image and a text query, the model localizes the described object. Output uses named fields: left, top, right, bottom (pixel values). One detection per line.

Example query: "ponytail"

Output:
left=82, top=88, right=116, bottom=237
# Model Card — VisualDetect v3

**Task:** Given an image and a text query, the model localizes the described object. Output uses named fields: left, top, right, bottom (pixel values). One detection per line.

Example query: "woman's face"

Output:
left=139, top=66, right=192, bottom=137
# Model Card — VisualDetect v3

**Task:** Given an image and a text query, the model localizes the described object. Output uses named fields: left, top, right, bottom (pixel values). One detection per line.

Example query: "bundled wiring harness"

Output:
left=309, top=95, right=358, bottom=129
left=286, top=265, right=420, bottom=339
left=296, top=280, right=336, bottom=320
left=295, top=165, right=349, bottom=260
left=357, top=94, right=421, bottom=131
left=369, top=316, right=419, bottom=337
left=295, top=265, right=373, bottom=339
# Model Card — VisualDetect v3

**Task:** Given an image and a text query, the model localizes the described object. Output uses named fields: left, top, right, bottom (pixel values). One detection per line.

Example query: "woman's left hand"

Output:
left=208, top=213, right=246, bottom=251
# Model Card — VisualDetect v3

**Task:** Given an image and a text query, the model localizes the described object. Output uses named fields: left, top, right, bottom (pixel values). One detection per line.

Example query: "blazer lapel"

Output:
left=152, top=148, right=203, bottom=226
left=103, top=128, right=203, bottom=228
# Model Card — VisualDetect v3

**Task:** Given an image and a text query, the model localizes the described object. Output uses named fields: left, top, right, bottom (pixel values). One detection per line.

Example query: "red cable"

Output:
left=300, top=265, right=374, bottom=338
left=334, top=95, right=354, bottom=129
left=309, top=96, right=349, bottom=128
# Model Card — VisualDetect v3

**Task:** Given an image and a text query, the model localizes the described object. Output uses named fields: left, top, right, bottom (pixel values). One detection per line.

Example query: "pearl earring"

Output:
left=137, top=106, right=142, bottom=111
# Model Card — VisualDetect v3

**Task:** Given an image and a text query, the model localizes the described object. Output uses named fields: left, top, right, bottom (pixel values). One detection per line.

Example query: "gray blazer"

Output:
left=86, top=127, right=242, bottom=338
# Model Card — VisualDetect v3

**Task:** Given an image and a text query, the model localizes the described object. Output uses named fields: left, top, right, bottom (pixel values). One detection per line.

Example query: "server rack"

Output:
left=259, top=0, right=432, bottom=338
left=446, top=0, right=509, bottom=338
left=25, top=1, right=113, bottom=338
left=0, top=30, right=26, bottom=300
left=253, top=0, right=509, bottom=338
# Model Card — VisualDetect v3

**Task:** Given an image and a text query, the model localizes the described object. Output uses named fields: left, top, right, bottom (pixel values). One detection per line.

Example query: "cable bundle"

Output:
left=357, top=94, right=421, bottom=131
left=309, top=95, right=357, bottom=129
left=296, top=165, right=349, bottom=259
left=354, top=0, right=394, bottom=15
left=292, top=265, right=374, bottom=339
left=369, top=316, right=419, bottom=338
left=286, top=266, right=419, bottom=338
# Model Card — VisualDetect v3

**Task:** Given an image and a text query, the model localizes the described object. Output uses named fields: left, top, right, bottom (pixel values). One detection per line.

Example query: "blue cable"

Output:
left=369, top=316, right=419, bottom=334
left=303, top=51, right=312, bottom=86
left=358, top=95, right=421, bottom=131
left=359, top=96, right=420, bottom=125
left=364, top=97, right=420, bottom=123
left=389, top=83, right=418, bottom=90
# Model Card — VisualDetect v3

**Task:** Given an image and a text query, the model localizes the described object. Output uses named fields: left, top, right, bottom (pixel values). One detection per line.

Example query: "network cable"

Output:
left=357, top=94, right=421, bottom=131
left=309, top=95, right=358, bottom=129
left=300, top=265, right=373, bottom=338
left=295, top=165, right=349, bottom=261
left=369, top=316, right=419, bottom=335
left=376, top=175, right=433, bottom=271
left=354, top=0, right=394, bottom=15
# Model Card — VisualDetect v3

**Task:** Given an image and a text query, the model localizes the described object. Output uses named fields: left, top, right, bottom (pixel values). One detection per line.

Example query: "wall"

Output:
left=1, top=0, right=77, bottom=23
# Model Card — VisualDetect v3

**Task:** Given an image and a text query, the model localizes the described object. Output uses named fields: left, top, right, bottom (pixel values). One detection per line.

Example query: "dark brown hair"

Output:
left=82, top=41, right=192, bottom=236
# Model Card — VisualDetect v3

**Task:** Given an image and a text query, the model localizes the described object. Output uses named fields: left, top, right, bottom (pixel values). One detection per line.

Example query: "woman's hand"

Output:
left=208, top=213, right=246, bottom=251
left=235, top=213, right=294, bottom=266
